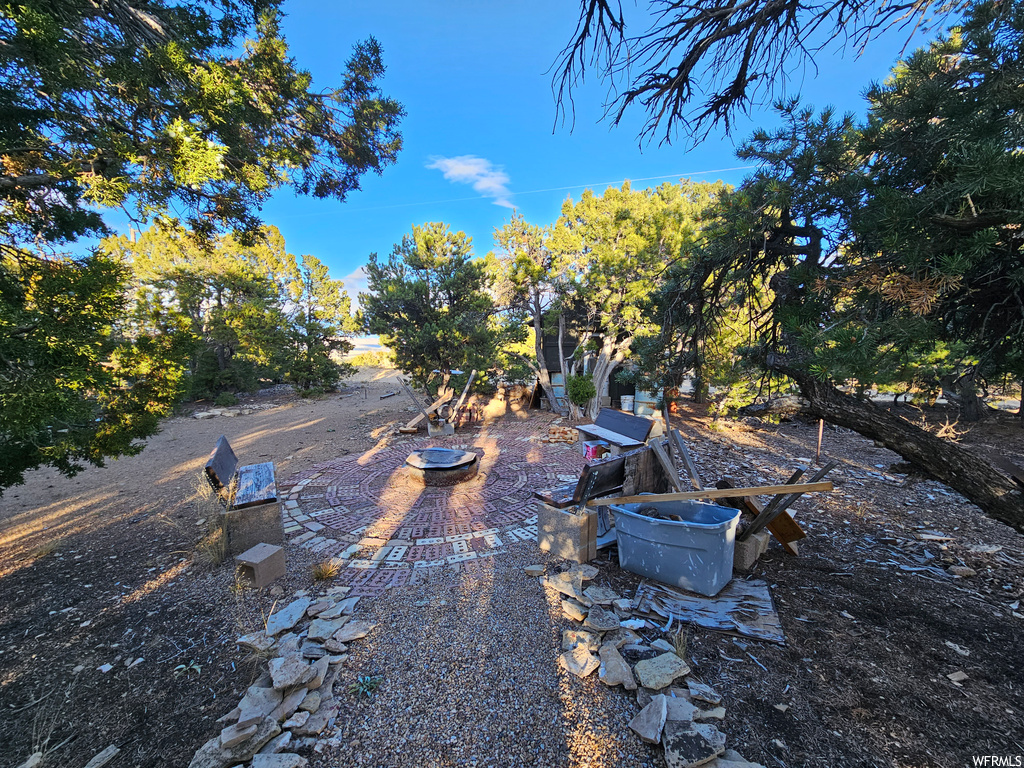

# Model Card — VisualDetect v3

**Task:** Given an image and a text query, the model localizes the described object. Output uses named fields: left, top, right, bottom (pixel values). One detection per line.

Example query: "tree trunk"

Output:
left=557, top=314, right=582, bottom=420
left=532, top=297, right=558, bottom=411
left=771, top=358, right=1024, bottom=533
left=586, top=334, right=629, bottom=420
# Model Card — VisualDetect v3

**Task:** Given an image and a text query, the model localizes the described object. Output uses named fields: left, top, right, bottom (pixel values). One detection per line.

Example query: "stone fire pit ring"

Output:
left=405, top=447, right=479, bottom=486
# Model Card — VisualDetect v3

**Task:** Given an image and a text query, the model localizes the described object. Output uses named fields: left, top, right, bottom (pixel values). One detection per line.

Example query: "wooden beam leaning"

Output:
left=399, top=381, right=453, bottom=432
left=671, top=429, right=704, bottom=491
left=742, top=460, right=839, bottom=540
left=586, top=481, right=834, bottom=507
left=649, top=438, right=686, bottom=493
left=452, top=369, right=477, bottom=414
left=716, top=477, right=805, bottom=555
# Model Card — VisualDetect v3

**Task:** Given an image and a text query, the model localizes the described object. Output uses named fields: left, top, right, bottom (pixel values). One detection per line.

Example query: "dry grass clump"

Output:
left=192, top=479, right=227, bottom=567
left=311, top=558, right=341, bottom=581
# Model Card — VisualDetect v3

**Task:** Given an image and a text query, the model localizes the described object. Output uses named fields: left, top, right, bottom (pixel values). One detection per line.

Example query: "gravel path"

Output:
left=313, top=545, right=661, bottom=768
left=279, top=420, right=662, bottom=767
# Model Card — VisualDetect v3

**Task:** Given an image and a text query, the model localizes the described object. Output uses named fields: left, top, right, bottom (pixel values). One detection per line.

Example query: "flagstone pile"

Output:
left=187, top=587, right=375, bottom=768
left=543, top=564, right=766, bottom=768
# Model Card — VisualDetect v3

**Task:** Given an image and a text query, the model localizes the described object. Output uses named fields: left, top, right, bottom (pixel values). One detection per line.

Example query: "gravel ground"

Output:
left=314, top=545, right=660, bottom=768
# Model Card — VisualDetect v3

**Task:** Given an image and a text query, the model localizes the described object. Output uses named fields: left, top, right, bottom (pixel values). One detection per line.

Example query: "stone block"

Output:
left=733, top=531, right=770, bottom=572
left=236, top=543, right=286, bottom=589
left=538, top=503, right=597, bottom=563
left=221, top=501, right=283, bottom=556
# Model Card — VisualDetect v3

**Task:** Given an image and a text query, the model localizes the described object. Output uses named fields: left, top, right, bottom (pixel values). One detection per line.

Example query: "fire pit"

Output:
left=406, top=447, right=479, bottom=486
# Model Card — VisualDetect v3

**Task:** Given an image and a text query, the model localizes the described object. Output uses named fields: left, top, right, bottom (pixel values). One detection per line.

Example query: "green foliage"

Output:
left=348, top=674, right=382, bottom=698
left=639, top=1, right=1024, bottom=414
left=0, top=249, right=184, bottom=490
left=214, top=392, right=238, bottom=408
left=565, top=374, right=597, bottom=407
left=347, top=349, right=395, bottom=368
left=0, top=1, right=404, bottom=244
left=105, top=224, right=357, bottom=399
left=0, top=1, right=402, bottom=491
left=361, top=223, right=502, bottom=393
left=548, top=180, right=726, bottom=416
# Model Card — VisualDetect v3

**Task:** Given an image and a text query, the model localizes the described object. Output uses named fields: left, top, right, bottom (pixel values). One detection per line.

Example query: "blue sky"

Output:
left=251, top=2, right=935, bottom=300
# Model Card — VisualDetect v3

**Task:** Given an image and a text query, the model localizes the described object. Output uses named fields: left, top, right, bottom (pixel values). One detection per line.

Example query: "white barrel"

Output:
left=620, top=395, right=635, bottom=412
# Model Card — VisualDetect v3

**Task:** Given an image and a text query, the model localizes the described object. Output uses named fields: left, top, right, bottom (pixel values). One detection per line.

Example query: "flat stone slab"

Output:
left=662, top=721, right=726, bottom=768
left=189, top=716, right=281, bottom=768
left=562, top=629, right=600, bottom=653
left=583, top=605, right=621, bottom=632
left=629, top=695, right=668, bottom=743
left=687, top=680, right=722, bottom=705
left=237, top=632, right=275, bottom=653
left=602, top=627, right=641, bottom=649
left=269, top=655, right=312, bottom=690
left=598, top=644, right=636, bottom=690
left=583, top=585, right=620, bottom=605
left=306, top=617, right=349, bottom=642
left=331, top=620, right=375, bottom=644
left=265, top=599, right=311, bottom=637
left=561, top=599, right=588, bottom=622
left=558, top=645, right=600, bottom=678
left=635, top=653, right=691, bottom=690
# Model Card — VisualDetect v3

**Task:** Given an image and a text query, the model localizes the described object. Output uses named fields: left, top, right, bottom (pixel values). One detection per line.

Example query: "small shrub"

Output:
left=311, top=558, right=341, bottom=581
left=214, top=392, right=239, bottom=407
left=348, top=674, right=382, bottom=698
left=297, top=386, right=327, bottom=399
left=566, top=374, right=596, bottom=407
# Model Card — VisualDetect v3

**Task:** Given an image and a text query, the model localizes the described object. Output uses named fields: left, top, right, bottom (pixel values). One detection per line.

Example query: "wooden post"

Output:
left=816, top=418, right=824, bottom=463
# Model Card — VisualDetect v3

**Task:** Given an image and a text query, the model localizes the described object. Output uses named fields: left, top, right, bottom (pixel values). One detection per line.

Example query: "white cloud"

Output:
left=427, top=155, right=515, bottom=208
left=341, top=265, right=369, bottom=306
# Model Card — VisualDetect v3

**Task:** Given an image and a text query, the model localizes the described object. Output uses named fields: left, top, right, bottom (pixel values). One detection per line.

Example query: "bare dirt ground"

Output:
left=0, top=369, right=1022, bottom=768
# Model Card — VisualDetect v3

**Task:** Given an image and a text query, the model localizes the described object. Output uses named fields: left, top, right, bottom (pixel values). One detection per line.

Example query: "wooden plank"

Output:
left=716, top=477, right=805, bottom=555
left=233, top=461, right=277, bottom=508
left=402, top=388, right=453, bottom=430
left=204, top=435, right=238, bottom=492
left=586, top=481, right=834, bottom=507
left=671, top=429, right=704, bottom=491
left=575, top=423, right=646, bottom=448
left=649, top=439, right=685, bottom=493
left=756, top=466, right=806, bottom=521
left=452, top=370, right=477, bottom=413
left=592, top=407, right=655, bottom=442
left=743, top=461, right=839, bottom=539
left=84, top=746, right=120, bottom=768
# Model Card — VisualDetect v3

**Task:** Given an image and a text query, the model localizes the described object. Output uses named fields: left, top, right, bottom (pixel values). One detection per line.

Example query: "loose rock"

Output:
left=583, top=605, right=621, bottom=632
left=629, top=694, right=668, bottom=744
left=264, top=599, right=311, bottom=637
left=332, top=620, right=375, bottom=643
left=188, top=717, right=281, bottom=768
left=558, top=645, right=600, bottom=678
left=525, top=564, right=545, bottom=577
left=598, top=644, right=637, bottom=690
left=583, top=585, right=620, bottom=605
left=237, top=632, right=275, bottom=653
left=561, top=629, right=600, bottom=653
left=306, top=617, right=349, bottom=642
left=561, top=599, right=589, bottom=622
left=687, top=680, right=722, bottom=705
left=269, top=655, right=313, bottom=690
left=635, top=653, right=691, bottom=690
left=662, top=721, right=726, bottom=768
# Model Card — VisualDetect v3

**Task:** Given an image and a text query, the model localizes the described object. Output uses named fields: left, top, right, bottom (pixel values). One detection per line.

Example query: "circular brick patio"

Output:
left=279, top=423, right=584, bottom=597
